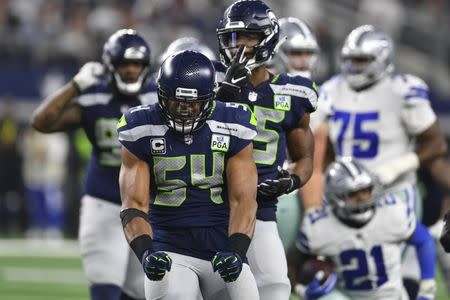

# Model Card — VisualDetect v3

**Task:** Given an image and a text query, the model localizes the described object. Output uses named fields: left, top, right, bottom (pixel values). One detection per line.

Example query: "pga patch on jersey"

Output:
left=151, top=138, right=166, bottom=155
left=211, top=134, right=230, bottom=152
left=274, top=94, right=291, bottom=111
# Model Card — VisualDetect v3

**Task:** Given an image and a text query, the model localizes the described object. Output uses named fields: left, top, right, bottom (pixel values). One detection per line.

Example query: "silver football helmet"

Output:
left=341, top=25, right=394, bottom=90
left=159, top=37, right=217, bottom=65
left=277, top=17, right=320, bottom=78
left=324, top=157, right=381, bottom=225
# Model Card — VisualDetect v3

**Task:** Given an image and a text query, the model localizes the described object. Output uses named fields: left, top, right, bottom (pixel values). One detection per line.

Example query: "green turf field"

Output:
left=0, top=239, right=448, bottom=299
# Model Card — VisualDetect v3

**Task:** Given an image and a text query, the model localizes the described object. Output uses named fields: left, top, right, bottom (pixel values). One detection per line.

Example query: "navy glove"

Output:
left=211, top=251, right=243, bottom=283
left=304, top=271, right=337, bottom=300
left=258, top=167, right=301, bottom=198
left=440, top=212, right=450, bottom=253
left=142, top=250, right=172, bottom=281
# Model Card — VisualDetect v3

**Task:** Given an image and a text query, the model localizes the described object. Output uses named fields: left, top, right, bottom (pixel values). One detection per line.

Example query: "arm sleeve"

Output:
left=398, top=74, right=437, bottom=135
left=407, top=221, right=436, bottom=280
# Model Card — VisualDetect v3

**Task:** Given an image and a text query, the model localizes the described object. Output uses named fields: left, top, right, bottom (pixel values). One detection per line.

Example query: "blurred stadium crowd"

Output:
left=0, top=0, right=449, bottom=240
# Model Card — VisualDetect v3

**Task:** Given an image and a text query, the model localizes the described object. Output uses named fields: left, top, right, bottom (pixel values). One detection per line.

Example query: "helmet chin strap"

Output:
left=114, top=67, right=148, bottom=95
left=288, top=69, right=311, bottom=79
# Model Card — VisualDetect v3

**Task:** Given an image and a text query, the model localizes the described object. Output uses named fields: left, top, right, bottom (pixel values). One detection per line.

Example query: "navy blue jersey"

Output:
left=76, top=79, right=158, bottom=204
left=224, top=73, right=318, bottom=221
left=117, top=101, right=257, bottom=260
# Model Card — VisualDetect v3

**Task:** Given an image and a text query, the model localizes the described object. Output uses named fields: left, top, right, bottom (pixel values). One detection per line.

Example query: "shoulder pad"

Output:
left=392, top=74, right=430, bottom=102
left=270, top=73, right=319, bottom=112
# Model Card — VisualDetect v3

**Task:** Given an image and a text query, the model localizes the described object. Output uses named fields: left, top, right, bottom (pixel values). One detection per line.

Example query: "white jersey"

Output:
left=314, top=74, right=437, bottom=187
left=298, top=192, right=416, bottom=300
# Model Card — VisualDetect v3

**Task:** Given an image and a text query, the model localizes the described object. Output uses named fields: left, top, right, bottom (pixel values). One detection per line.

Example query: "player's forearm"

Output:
left=416, top=121, right=448, bottom=166
left=31, top=82, right=79, bottom=132
left=228, top=196, right=257, bottom=238
left=292, top=156, right=313, bottom=187
left=288, top=124, right=315, bottom=186
left=300, top=170, right=324, bottom=209
left=428, top=158, right=450, bottom=189
left=408, top=222, right=436, bottom=280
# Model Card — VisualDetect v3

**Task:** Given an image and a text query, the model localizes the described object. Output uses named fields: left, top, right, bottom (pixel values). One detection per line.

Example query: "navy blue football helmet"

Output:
left=102, top=29, right=151, bottom=95
left=217, top=0, right=280, bottom=70
left=158, top=50, right=216, bottom=135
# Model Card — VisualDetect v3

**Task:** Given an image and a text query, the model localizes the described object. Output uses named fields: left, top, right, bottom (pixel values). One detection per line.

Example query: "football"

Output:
left=298, top=258, right=334, bottom=284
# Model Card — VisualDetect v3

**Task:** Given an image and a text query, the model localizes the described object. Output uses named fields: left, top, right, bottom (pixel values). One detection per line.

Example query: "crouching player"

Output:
left=292, top=158, right=436, bottom=300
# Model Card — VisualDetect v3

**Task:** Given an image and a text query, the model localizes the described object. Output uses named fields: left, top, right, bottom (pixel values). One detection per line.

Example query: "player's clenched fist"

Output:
left=142, top=250, right=172, bottom=281
left=211, top=252, right=243, bottom=283
left=72, top=61, right=104, bottom=92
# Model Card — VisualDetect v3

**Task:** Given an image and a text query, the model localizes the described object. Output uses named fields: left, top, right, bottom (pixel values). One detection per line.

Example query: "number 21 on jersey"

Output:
left=340, top=245, right=388, bottom=290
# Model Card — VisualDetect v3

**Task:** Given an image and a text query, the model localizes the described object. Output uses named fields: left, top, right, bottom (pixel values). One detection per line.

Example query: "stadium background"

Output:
left=0, top=0, right=449, bottom=299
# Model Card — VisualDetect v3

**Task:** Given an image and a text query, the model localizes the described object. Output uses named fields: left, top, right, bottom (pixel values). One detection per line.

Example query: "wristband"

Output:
left=71, top=80, right=81, bottom=94
left=129, top=234, right=153, bottom=262
left=229, top=233, right=251, bottom=259
left=120, top=208, right=149, bottom=228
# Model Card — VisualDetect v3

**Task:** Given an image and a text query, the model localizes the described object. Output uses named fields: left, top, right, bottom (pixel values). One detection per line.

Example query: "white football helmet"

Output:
left=159, top=37, right=217, bottom=65
left=277, top=17, right=320, bottom=78
left=325, top=157, right=382, bottom=225
left=341, top=25, right=394, bottom=90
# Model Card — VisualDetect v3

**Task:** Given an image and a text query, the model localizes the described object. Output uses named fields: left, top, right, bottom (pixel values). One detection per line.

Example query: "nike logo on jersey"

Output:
left=231, top=76, right=246, bottom=84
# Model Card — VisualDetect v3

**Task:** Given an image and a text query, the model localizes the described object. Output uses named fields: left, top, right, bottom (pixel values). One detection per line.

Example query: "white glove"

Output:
left=416, top=279, right=436, bottom=300
left=373, top=152, right=419, bottom=185
left=72, top=62, right=104, bottom=92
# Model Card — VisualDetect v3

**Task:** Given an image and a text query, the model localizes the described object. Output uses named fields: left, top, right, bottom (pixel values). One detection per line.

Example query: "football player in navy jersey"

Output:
left=216, top=1, right=319, bottom=299
left=117, top=50, right=259, bottom=300
left=31, top=29, right=157, bottom=300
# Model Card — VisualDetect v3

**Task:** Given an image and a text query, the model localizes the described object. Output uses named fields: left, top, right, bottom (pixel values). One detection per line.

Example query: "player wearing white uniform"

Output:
left=303, top=25, right=447, bottom=297
left=294, top=158, right=437, bottom=300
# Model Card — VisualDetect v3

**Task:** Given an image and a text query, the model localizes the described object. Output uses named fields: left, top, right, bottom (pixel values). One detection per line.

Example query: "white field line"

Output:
left=0, top=239, right=80, bottom=257
left=0, top=267, right=87, bottom=284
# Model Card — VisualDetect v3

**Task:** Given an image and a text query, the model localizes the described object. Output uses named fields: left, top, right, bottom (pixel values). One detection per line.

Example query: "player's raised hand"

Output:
left=257, top=167, right=301, bottom=198
left=223, top=44, right=251, bottom=88
left=72, top=61, right=104, bottom=92
left=211, top=251, right=243, bottom=283
left=142, top=250, right=172, bottom=281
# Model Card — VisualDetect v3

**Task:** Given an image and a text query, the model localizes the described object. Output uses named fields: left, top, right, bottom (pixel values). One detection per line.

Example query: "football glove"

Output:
left=416, top=279, right=436, bottom=300
left=142, top=250, right=172, bottom=281
left=72, top=61, right=104, bottom=92
left=223, top=44, right=251, bottom=88
left=216, top=45, right=251, bottom=102
left=295, top=271, right=337, bottom=300
left=441, top=212, right=450, bottom=253
left=211, top=251, right=243, bottom=283
left=257, top=167, right=301, bottom=198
